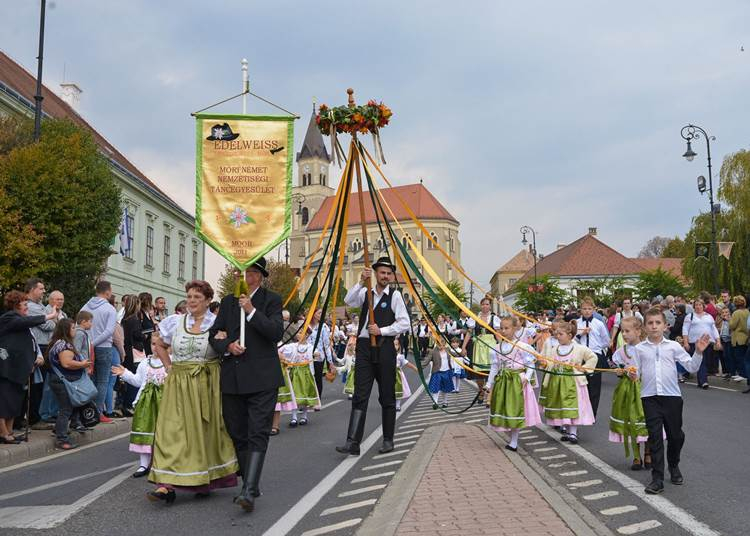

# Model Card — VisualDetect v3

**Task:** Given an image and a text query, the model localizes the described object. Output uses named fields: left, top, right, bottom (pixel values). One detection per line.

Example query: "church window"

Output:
left=402, top=234, right=412, bottom=250
left=351, top=238, right=362, bottom=252
left=428, top=232, right=438, bottom=249
left=301, top=207, right=309, bottom=226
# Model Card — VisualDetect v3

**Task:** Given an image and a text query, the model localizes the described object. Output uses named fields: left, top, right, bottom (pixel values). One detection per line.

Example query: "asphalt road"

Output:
left=0, top=367, right=746, bottom=536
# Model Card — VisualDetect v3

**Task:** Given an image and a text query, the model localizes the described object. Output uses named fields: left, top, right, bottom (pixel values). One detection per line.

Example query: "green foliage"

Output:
left=633, top=268, right=687, bottom=301
left=423, top=280, right=468, bottom=319
left=0, top=118, right=121, bottom=312
left=217, top=264, right=239, bottom=299
left=511, top=275, right=569, bottom=313
left=266, top=260, right=302, bottom=313
left=570, top=276, right=628, bottom=307
left=661, top=236, right=689, bottom=259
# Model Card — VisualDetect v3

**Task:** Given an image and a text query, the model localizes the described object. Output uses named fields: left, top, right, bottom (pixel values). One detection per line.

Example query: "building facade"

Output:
left=0, top=51, right=203, bottom=309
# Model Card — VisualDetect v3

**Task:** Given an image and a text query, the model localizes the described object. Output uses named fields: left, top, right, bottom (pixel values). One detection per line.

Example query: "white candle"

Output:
left=240, top=303, right=246, bottom=350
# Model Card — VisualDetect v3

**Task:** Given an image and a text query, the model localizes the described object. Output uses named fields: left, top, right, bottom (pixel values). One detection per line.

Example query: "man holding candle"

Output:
left=209, top=257, right=285, bottom=513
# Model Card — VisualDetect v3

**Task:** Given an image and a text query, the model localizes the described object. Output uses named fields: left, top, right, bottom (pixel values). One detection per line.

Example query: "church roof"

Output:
left=296, top=110, right=331, bottom=162
left=305, top=183, right=458, bottom=231
left=0, top=50, right=192, bottom=221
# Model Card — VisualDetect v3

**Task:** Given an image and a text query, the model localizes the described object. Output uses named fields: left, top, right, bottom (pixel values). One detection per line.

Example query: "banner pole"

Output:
left=241, top=58, right=249, bottom=114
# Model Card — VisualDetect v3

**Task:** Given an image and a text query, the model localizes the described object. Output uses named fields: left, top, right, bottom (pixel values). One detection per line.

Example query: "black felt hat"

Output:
left=206, top=123, right=240, bottom=141
left=247, top=256, right=269, bottom=277
left=372, top=256, right=396, bottom=272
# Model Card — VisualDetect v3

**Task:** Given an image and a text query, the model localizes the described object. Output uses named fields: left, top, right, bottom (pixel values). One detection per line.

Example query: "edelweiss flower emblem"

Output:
left=228, top=206, right=255, bottom=229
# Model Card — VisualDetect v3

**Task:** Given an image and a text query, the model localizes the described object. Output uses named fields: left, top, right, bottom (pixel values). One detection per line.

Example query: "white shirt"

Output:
left=244, top=287, right=260, bottom=322
left=613, top=310, right=643, bottom=328
left=344, top=282, right=411, bottom=339
left=634, top=338, right=703, bottom=397
left=682, top=312, right=719, bottom=343
left=575, top=316, right=610, bottom=354
left=465, top=314, right=501, bottom=332
left=417, top=323, right=429, bottom=337
left=158, top=311, right=217, bottom=346
left=437, top=349, right=450, bottom=371
left=309, top=322, right=332, bottom=362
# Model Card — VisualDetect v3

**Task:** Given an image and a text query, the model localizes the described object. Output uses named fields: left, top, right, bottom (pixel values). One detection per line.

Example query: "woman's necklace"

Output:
left=556, top=343, right=574, bottom=357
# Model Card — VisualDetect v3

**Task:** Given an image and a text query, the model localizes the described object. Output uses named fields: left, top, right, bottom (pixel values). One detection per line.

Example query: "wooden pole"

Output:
left=348, top=88, right=377, bottom=347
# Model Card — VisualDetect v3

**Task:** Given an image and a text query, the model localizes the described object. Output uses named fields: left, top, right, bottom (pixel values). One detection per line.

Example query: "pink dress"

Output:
left=543, top=344, right=596, bottom=426
left=488, top=342, right=542, bottom=432
left=608, top=345, right=649, bottom=444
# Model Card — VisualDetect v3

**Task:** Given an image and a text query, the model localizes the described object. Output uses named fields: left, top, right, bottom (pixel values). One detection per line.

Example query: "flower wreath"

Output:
left=315, top=99, right=392, bottom=165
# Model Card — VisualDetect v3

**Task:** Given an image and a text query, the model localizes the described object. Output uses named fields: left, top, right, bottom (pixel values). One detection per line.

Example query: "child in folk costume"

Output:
left=609, top=316, right=651, bottom=470
left=538, top=321, right=598, bottom=444
left=111, top=339, right=167, bottom=478
left=270, top=342, right=298, bottom=436
left=449, top=337, right=468, bottom=392
left=486, top=317, right=542, bottom=452
left=538, top=320, right=562, bottom=409
left=462, top=297, right=501, bottom=404
left=395, top=339, right=417, bottom=411
left=286, top=333, right=321, bottom=427
left=336, top=341, right=356, bottom=400
left=513, top=318, right=537, bottom=346
left=428, top=338, right=455, bottom=407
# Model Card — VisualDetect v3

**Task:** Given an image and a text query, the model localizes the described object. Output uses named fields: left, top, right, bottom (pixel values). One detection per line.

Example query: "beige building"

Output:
left=490, top=247, right=535, bottom=297
left=289, top=111, right=462, bottom=300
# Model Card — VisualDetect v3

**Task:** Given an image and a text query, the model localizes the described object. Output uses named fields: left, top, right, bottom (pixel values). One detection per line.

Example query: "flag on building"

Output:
left=119, top=206, right=132, bottom=257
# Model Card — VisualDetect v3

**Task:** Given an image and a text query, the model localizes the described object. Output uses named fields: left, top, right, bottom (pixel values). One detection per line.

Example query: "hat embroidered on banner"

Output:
left=206, top=123, right=240, bottom=141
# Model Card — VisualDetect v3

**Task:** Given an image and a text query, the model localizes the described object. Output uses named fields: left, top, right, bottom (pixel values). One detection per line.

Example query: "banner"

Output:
left=195, top=114, right=294, bottom=269
left=694, top=242, right=710, bottom=260
left=717, top=241, right=734, bottom=259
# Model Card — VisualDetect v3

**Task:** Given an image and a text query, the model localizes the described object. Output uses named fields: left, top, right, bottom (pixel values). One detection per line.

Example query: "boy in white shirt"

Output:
left=634, top=307, right=710, bottom=495
left=576, top=297, right=610, bottom=418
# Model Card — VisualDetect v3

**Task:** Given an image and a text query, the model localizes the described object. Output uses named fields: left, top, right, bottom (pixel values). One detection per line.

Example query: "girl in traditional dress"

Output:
left=462, top=297, right=501, bottom=404
left=609, top=316, right=651, bottom=470
left=486, top=317, right=542, bottom=451
left=148, top=281, right=238, bottom=504
left=513, top=317, right=537, bottom=346
left=428, top=338, right=455, bottom=407
left=112, top=338, right=167, bottom=478
left=286, top=332, right=321, bottom=427
left=336, top=341, right=356, bottom=400
left=395, top=339, right=417, bottom=411
left=449, top=337, right=467, bottom=392
left=270, top=342, right=297, bottom=436
left=538, top=320, right=598, bottom=444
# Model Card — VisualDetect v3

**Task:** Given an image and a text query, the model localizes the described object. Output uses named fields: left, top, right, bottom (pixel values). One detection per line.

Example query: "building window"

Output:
left=145, top=226, right=154, bottom=267
left=301, top=207, right=309, bottom=226
left=428, top=232, right=438, bottom=250
left=351, top=238, right=362, bottom=252
left=192, top=246, right=198, bottom=280
left=320, top=173, right=326, bottom=186
left=179, top=243, right=186, bottom=280
left=163, top=235, right=171, bottom=274
left=402, top=234, right=412, bottom=250
left=125, top=213, right=135, bottom=259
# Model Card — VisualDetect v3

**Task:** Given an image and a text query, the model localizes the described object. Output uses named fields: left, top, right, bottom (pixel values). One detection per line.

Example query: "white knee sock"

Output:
left=291, top=409, right=298, bottom=420
left=509, top=429, right=520, bottom=449
left=453, top=377, right=460, bottom=392
left=302, top=407, right=308, bottom=419
left=567, top=425, right=578, bottom=436
left=396, top=400, right=401, bottom=410
left=139, top=453, right=151, bottom=469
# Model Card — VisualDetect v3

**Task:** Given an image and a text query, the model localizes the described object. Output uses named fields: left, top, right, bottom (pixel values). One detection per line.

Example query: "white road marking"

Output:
left=548, top=461, right=577, bottom=468
left=361, top=460, right=404, bottom=471
left=393, top=440, right=417, bottom=447
left=0, top=462, right=134, bottom=501
left=584, top=491, right=620, bottom=501
left=559, top=470, right=588, bottom=477
left=538, top=424, right=721, bottom=536
left=372, top=449, right=411, bottom=460
left=540, top=454, right=567, bottom=460
left=262, top=385, right=423, bottom=536
left=321, top=400, right=343, bottom=410
left=601, top=505, right=638, bottom=515
left=567, top=479, right=603, bottom=488
left=403, top=413, right=472, bottom=425
left=351, top=472, right=395, bottom=484
left=300, top=518, right=362, bottom=536
left=0, top=432, right=130, bottom=474
left=684, top=381, right=736, bottom=392
left=394, top=429, right=423, bottom=436
left=338, top=484, right=387, bottom=497
left=391, top=434, right=420, bottom=441
left=399, top=419, right=458, bottom=430
left=320, top=499, right=377, bottom=516
left=463, top=418, right=485, bottom=423
left=533, top=447, right=558, bottom=452
left=616, top=520, right=663, bottom=534
left=520, top=435, right=539, bottom=439
left=525, top=440, right=548, bottom=446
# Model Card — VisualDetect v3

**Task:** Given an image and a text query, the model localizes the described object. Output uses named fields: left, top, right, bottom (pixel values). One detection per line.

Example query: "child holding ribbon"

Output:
left=394, top=339, right=417, bottom=411
left=286, top=332, right=320, bottom=427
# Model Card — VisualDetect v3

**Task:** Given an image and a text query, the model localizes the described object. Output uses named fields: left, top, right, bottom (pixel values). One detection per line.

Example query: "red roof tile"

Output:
left=497, top=249, right=535, bottom=273
left=632, top=257, right=684, bottom=279
left=305, top=183, right=457, bottom=231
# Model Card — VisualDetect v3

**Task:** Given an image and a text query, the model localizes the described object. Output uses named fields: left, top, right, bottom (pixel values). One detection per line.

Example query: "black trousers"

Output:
left=418, top=337, right=429, bottom=359
left=313, top=361, right=324, bottom=398
left=585, top=352, right=608, bottom=418
left=642, top=396, right=685, bottom=483
left=222, top=389, right=278, bottom=454
left=352, top=337, right=397, bottom=413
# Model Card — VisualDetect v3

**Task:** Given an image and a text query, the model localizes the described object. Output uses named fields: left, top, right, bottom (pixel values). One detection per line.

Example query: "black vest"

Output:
left=473, top=314, right=497, bottom=336
left=357, top=287, right=397, bottom=337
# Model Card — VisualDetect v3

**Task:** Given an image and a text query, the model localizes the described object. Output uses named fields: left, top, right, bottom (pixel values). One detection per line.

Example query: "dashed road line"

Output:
left=540, top=454, right=567, bottom=460
left=616, top=520, right=663, bottom=534
left=567, top=479, right=603, bottom=489
left=320, top=499, right=378, bottom=516
left=584, top=491, right=620, bottom=501
left=463, top=418, right=485, bottom=423
left=525, top=440, right=548, bottom=446
left=548, top=461, right=577, bottom=468
left=299, top=518, right=362, bottom=536
left=350, top=471, right=396, bottom=484
left=533, top=447, right=558, bottom=452
left=338, top=485, right=387, bottom=498
left=559, top=470, right=588, bottom=477
left=394, top=428, right=423, bottom=436
left=391, top=434, right=420, bottom=441
left=372, top=449, right=412, bottom=460
left=361, top=460, right=403, bottom=471
left=600, top=505, right=638, bottom=516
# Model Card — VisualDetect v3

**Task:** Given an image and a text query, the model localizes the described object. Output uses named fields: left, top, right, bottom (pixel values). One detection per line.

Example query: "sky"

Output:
left=2, top=1, right=749, bottom=290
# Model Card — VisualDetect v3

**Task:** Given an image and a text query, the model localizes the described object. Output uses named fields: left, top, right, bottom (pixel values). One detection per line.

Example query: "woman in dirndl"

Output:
left=147, top=281, right=238, bottom=504
left=487, top=317, right=541, bottom=452
left=462, top=297, right=500, bottom=403
left=270, top=342, right=297, bottom=436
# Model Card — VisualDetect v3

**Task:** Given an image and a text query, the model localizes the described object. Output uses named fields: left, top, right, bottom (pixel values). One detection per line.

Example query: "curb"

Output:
left=0, top=418, right=132, bottom=470
left=356, top=424, right=446, bottom=536
left=482, top=426, right=616, bottom=536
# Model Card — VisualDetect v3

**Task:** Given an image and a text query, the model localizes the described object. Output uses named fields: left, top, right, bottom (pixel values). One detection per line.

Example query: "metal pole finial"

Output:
left=347, top=88, right=355, bottom=108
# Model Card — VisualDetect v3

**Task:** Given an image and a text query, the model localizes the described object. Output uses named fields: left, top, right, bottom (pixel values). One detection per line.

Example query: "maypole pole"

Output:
left=348, top=88, right=377, bottom=348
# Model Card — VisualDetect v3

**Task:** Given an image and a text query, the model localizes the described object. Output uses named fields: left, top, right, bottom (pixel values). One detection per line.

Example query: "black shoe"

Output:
left=505, top=445, right=517, bottom=452
left=567, top=434, right=579, bottom=445
left=378, top=407, right=396, bottom=454
left=743, top=387, right=750, bottom=394
left=644, top=480, right=664, bottom=494
left=700, top=383, right=709, bottom=390
left=669, top=466, right=684, bottom=485
left=630, top=460, right=643, bottom=471
left=133, top=466, right=149, bottom=478
left=236, top=451, right=265, bottom=512
left=147, top=487, right=176, bottom=504
left=560, top=434, right=570, bottom=442
left=335, top=409, right=366, bottom=456
left=378, top=440, right=394, bottom=454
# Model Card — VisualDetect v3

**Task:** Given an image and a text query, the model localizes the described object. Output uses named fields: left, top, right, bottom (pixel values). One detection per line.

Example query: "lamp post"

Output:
left=33, top=0, right=47, bottom=141
left=286, top=193, right=306, bottom=265
left=520, top=225, right=538, bottom=288
left=681, top=124, right=719, bottom=295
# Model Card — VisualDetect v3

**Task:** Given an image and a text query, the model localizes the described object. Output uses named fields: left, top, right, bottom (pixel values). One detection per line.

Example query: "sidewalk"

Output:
left=0, top=418, right=132, bottom=469
left=359, top=423, right=609, bottom=536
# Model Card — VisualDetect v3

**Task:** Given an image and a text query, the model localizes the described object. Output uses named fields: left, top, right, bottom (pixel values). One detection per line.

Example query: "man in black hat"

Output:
left=209, top=257, right=284, bottom=513
left=336, top=257, right=411, bottom=456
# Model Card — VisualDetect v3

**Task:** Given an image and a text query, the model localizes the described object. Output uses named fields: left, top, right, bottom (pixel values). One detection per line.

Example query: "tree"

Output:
left=265, top=260, right=302, bottom=313
left=0, top=118, right=121, bottom=312
left=570, top=276, right=628, bottom=307
left=633, top=268, right=686, bottom=301
left=217, top=264, right=239, bottom=299
left=638, top=236, right=672, bottom=258
left=660, top=236, right=689, bottom=259
left=510, top=275, right=569, bottom=314
left=423, top=280, right=468, bottom=319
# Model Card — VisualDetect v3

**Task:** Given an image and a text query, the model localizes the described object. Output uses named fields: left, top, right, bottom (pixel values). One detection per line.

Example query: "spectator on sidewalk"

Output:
left=716, top=307, right=734, bottom=379
left=121, top=295, right=145, bottom=411
left=48, top=318, right=91, bottom=450
left=682, top=299, right=719, bottom=389
left=109, top=294, right=127, bottom=417
left=729, top=296, right=749, bottom=389
left=139, top=292, right=156, bottom=350
left=0, top=291, right=58, bottom=444
left=73, top=311, right=93, bottom=369
left=153, top=296, right=168, bottom=324
left=174, top=300, right=187, bottom=315
left=720, top=291, right=736, bottom=314
left=37, top=290, right=68, bottom=425
left=25, top=278, right=57, bottom=426
left=80, top=281, right=117, bottom=423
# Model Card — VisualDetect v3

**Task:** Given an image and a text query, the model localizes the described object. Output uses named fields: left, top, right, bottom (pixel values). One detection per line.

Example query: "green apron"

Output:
left=130, top=382, right=163, bottom=447
left=489, top=369, right=524, bottom=429
left=609, top=375, right=648, bottom=457
left=472, top=333, right=495, bottom=372
left=543, top=372, right=579, bottom=421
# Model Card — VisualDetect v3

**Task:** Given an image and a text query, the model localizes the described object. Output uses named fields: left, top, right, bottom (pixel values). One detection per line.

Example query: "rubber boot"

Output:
left=335, top=408, right=366, bottom=455
left=378, top=406, right=396, bottom=454
left=236, top=451, right=265, bottom=512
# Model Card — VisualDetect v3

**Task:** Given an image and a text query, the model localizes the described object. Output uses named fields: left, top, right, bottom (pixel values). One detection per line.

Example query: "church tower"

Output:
left=289, top=107, right=334, bottom=269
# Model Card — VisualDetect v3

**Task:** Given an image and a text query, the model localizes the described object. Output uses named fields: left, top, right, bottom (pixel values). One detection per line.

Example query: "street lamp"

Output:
left=285, top=193, right=306, bottom=265
left=680, top=124, right=719, bottom=295
left=520, top=225, right=538, bottom=288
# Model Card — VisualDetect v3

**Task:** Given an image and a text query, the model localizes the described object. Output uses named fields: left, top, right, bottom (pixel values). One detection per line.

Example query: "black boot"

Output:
left=669, top=465, right=684, bottom=485
left=336, top=409, right=366, bottom=455
left=378, top=407, right=396, bottom=454
left=236, top=451, right=265, bottom=512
